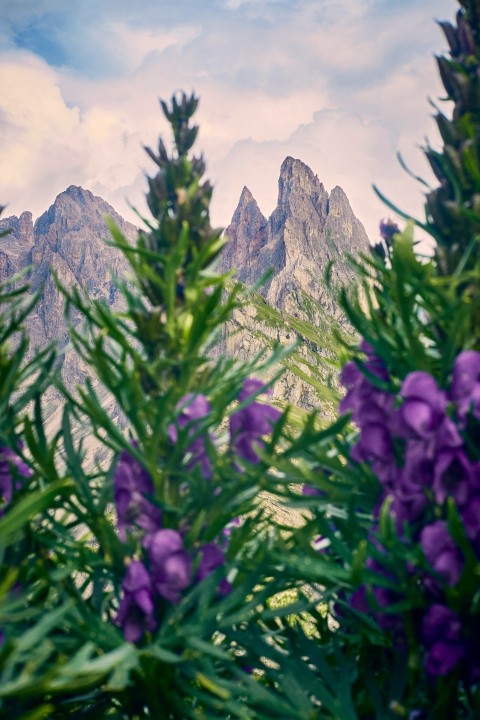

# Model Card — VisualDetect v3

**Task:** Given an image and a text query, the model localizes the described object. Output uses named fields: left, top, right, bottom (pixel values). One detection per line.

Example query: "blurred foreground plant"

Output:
left=268, top=2, right=480, bottom=718
left=0, top=94, right=337, bottom=719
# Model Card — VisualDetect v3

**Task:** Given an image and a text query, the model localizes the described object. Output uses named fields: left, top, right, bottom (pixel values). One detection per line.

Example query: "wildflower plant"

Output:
left=0, top=93, right=327, bottom=719
left=268, top=1, right=480, bottom=717
left=1, top=0, right=480, bottom=717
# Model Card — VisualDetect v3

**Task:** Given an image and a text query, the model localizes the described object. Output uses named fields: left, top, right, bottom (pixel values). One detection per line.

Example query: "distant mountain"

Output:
left=0, top=186, right=137, bottom=426
left=218, top=157, right=370, bottom=411
left=0, top=159, right=370, bottom=421
left=220, top=156, right=369, bottom=309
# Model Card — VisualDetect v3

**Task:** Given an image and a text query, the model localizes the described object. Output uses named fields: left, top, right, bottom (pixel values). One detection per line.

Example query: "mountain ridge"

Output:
left=0, top=158, right=370, bottom=413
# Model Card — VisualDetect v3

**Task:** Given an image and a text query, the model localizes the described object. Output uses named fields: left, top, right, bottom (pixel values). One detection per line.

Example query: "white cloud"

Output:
left=0, top=0, right=455, bottom=252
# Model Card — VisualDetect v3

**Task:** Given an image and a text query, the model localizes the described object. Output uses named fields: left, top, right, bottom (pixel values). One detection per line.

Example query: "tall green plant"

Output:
left=266, top=2, right=480, bottom=717
left=0, top=94, right=334, bottom=719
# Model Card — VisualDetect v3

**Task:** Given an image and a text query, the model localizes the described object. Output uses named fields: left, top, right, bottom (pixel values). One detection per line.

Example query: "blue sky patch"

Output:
left=11, top=16, right=68, bottom=68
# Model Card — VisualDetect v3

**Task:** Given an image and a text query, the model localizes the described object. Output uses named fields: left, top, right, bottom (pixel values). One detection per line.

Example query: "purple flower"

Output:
left=350, top=583, right=402, bottom=633
left=451, top=350, right=480, bottom=421
left=197, top=543, right=225, bottom=581
left=230, top=379, right=281, bottom=464
left=379, top=218, right=400, bottom=242
left=394, top=372, right=446, bottom=440
left=339, top=350, right=397, bottom=486
left=350, top=423, right=393, bottom=465
left=115, top=561, right=156, bottom=642
left=302, top=484, right=324, bottom=497
left=0, top=446, right=31, bottom=516
left=389, top=440, right=432, bottom=526
left=168, top=394, right=212, bottom=477
left=420, top=521, right=464, bottom=586
left=422, top=604, right=465, bottom=676
left=340, top=354, right=392, bottom=425
left=433, top=448, right=475, bottom=505
left=149, top=529, right=191, bottom=603
left=462, top=494, right=480, bottom=543
left=114, top=449, right=162, bottom=542
left=197, top=543, right=231, bottom=595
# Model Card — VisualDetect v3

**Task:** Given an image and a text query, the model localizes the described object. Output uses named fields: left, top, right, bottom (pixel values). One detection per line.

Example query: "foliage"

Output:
left=0, top=96, right=329, bottom=719
left=1, top=1, right=480, bottom=717
left=262, top=2, right=480, bottom=717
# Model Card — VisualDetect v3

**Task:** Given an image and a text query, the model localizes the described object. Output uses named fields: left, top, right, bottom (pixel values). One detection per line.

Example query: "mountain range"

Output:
left=0, top=158, right=370, bottom=419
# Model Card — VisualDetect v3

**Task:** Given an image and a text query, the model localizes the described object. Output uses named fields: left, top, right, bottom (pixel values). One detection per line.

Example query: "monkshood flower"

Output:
left=197, top=543, right=231, bottom=595
left=149, top=529, right=191, bottom=603
left=389, top=441, right=431, bottom=527
left=230, top=378, right=281, bottom=464
left=433, top=447, right=477, bottom=506
left=114, top=448, right=162, bottom=542
left=197, top=543, right=225, bottom=580
left=462, top=494, right=480, bottom=546
left=421, top=604, right=465, bottom=676
left=0, top=445, right=31, bottom=516
left=379, top=218, right=400, bottom=242
left=115, top=561, right=156, bottom=642
left=393, top=372, right=459, bottom=447
left=420, top=521, right=464, bottom=586
left=340, top=344, right=393, bottom=426
left=168, top=393, right=212, bottom=477
left=302, top=484, right=324, bottom=497
left=340, top=345, right=398, bottom=490
left=451, top=350, right=480, bottom=422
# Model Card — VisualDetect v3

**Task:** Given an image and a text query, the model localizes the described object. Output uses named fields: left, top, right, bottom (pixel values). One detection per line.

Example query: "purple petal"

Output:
left=425, top=641, right=465, bottom=676
left=197, top=544, right=225, bottom=581
left=238, top=378, right=267, bottom=402
left=451, top=351, right=480, bottom=403
left=421, top=522, right=464, bottom=585
left=123, top=561, right=152, bottom=594
left=149, top=529, right=184, bottom=567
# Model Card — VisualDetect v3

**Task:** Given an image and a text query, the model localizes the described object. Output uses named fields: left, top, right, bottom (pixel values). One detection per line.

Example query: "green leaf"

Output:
left=0, top=478, right=74, bottom=544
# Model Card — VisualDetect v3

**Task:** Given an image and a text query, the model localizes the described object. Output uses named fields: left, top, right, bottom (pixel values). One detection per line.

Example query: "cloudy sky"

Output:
left=1, top=0, right=455, bottom=242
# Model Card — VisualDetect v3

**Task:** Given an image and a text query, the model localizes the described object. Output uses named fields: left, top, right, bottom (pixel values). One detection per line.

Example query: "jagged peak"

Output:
left=280, top=156, right=313, bottom=178
left=239, top=185, right=254, bottom=202
left=60, top=186, right=96, bottom=204
left=328, top=185, right=353, bottom=214
left=276, top=156, right=328, bottom=214
left=231, top=185, right=266, bottom=225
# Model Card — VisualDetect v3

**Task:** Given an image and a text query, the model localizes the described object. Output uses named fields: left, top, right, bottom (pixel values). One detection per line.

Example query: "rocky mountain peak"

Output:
left=35, top=186, right=132, bottom=241
left=221, top=156, right=370, bottom=305
left=220, top=186, right=268, bottom=283
left=219, top=156, right=371, bottom=409
left=0, top=210, right=35, bottom=283
left=278, top=156, right=327, bottom=207
left=238, top=185, right=255, bottom=205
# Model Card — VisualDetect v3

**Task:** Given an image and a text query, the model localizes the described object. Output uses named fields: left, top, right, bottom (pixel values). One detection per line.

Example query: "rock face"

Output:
left=0, top=187, right=137, bottom=421
left=0, top=159, right=370, bottom=418
left=0, top=211, right=34, bottom=284
left=219, top=157, right=370, bottom=409
left=220, top=156, right=369, bottom=311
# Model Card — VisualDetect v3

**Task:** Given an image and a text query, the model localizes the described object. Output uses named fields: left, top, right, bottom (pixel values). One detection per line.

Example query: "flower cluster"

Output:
left=230, top=379, right=281, bottom=465
left=168, top=393, right=212, bottom=478
left=341, top=346, right=480, bottom=537
left=166, top=382, right=280, bottom=478
left=114, top=448, right=162, bottom=543
left=340, top=345, right=480, bottom=677
left=113, top=381, right=279, bottom=642
left=115, top=530, right=229, bottom=642
left=0, top=445, right=31, bottom=516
